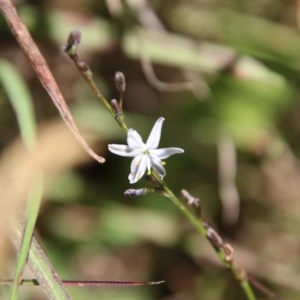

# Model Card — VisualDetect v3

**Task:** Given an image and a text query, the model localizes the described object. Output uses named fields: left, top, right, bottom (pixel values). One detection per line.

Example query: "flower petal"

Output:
left=129, top=154, right=149, bottom=184
left=127, top=129, right=145, bottom=149
left=108, top=144, right=138, bottom=157
left=151, top=147, right=184, bottom=160
left=146, top=117, right=165, bottom=149
left=150, top=155, right=166, bottom=179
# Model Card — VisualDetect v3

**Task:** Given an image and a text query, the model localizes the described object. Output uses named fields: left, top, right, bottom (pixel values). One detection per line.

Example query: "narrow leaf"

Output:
left=9, top=218, right=73, bottom=300
left=0, top=59, right=36, bottom=151
left=9, top=175, right=43, bottom=300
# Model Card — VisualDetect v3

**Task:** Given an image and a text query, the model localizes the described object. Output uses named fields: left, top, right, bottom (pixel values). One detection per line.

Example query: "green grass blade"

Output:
left=9, top=174, right=43, bottom=300
left=0, top=58, right=73, bottom=299
left=9, top=216, right=73, bottom=300
left=0, top=59, right=36, bottom=151
left=0, top=58, right=39, bottom=299
left=10, top=175, right=73, bottom=300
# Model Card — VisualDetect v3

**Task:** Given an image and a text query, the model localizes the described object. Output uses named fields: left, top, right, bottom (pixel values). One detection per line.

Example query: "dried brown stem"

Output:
left=0, top=0, right=105, bottom=164
left=0, top=278, right=164, bottom=287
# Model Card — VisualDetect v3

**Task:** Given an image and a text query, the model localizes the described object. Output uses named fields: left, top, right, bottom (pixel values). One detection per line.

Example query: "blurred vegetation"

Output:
left=1, top=0, right=300, bottom=299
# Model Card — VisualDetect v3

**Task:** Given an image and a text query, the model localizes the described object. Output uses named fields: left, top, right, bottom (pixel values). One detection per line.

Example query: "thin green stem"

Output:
left=155, top=174, right=256, bottom=300
left=65, top=34, right=257, bottom=300
left=159, top=180, right=206, bottom=236
left=167, top=188, right=256, bottom=300
left=64, top=42, right=129, bottom=133
left=81, top=71, right=115, bottom=118
left=241, top=280, right=258, bottom=300
left=110, top=97, right=256, bottom=300
left=81, top=73, right=128, bottom=133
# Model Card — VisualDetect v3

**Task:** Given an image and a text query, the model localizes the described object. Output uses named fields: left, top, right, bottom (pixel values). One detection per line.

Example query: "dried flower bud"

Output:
left=114, top=71, right=126, bottom=94
left=68, top=29, right=81, bottom=46
left=124, top=188, right=148, bottom=197
left=181, top=189, right=200, bottom=207
left=206, top=227, right=223, bottom=248
left=78, top=62, right=92, bottom=77
left=111, top=98, right=121, bottom=114
left=234, top=267, right=247, bottom=281
left=222, top=243, right=234, bottom=262
left=78, top=61, right=88, bottom=72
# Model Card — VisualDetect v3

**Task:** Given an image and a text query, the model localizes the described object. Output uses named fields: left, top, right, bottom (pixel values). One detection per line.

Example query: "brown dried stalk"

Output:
left=0, top=0, right=105, bottom=164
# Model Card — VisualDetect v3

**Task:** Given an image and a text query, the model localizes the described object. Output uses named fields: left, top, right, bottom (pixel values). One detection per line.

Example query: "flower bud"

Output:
left=124, top=188, right=148, bottom=197
left=68, top=29, right=81, bottom=46
left=222, top=243, right=234, bottom=262
left=181, top=189, right=200, bottom=207
left=64, top=29, right=81, bottom=56
left=78, top=62, right=92, bottom=77
left=206, top=227, right=223, bottom=248
left=111, top=98, right=121, bottom=114
left=114, top=71, right=126, bottom=94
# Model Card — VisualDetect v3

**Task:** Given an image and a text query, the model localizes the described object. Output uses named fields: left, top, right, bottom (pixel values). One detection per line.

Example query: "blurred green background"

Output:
left=1, top=0, right=300, bottom=299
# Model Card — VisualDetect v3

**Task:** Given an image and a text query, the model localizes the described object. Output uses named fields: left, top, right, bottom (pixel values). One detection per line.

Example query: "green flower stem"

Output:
left=159, top=177, right=257, bottom=300
left=80, top=69, right=115, bottom=119
left=65, top=36, right=257, bottom=300
left=241, top=281, right=257, bottom=300
left=93, top=89, right=256, bottom=300
left=160, top=181, right=206, bottom=236
left=150, top=170, right=257, bottom=300
left=82, top=73, right=128, bottom=133
left=64, top=47, right=129, bottom=133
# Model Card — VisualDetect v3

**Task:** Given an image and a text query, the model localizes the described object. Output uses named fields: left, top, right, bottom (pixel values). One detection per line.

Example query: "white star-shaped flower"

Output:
left=108, top=117, right=184, bottom=184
